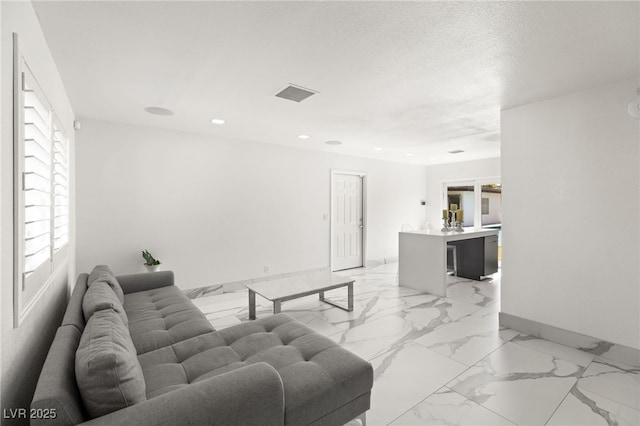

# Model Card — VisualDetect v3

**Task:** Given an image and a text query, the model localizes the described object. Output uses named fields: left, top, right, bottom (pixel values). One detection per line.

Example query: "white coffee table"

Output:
left=246, top=270, right=354, bottom=320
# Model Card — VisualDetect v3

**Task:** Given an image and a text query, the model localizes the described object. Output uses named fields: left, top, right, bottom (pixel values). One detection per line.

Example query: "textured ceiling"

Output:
left=32, top=1, right=639, bottom=165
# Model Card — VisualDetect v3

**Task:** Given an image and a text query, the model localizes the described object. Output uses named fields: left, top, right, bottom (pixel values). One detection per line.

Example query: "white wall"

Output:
left=424, top=158, right=501, bottom=227
left=501, top=77, right=640, bottom=350
left=1, top=1, right=75, bottom=418
left=76, top=119, right=426, bottom=290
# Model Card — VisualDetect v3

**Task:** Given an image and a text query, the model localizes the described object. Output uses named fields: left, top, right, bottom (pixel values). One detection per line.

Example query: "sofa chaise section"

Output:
left=137, top=313, right=373, bottom=425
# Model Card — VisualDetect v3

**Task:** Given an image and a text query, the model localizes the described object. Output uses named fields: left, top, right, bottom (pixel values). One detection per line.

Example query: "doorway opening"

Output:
left=446, top=184, right=475, bottom=226
left=330, top=171, right=365, bottom=271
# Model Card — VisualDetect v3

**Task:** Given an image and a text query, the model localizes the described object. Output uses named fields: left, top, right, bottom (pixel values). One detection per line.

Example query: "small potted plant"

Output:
left=142, top=250, right=161, bottom=272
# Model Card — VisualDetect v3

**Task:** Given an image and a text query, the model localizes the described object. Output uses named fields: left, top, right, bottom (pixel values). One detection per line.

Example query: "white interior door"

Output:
left=331, top=173, right=363, bottom=271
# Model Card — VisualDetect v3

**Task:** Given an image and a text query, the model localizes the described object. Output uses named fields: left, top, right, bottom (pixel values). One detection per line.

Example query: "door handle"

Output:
left=359, top=225, right=363, bottom=228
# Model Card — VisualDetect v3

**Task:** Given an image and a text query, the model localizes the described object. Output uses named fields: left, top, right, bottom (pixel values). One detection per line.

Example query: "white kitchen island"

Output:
left=398, top=228, right=499, bottom=297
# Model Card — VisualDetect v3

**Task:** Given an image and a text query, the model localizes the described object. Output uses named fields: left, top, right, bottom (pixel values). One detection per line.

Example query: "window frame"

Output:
left=13, top=34, right=69, bottom=327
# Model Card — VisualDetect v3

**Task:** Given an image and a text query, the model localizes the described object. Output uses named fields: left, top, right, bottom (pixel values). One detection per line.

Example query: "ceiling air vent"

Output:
left=275, top=84, right=318, bottom=103
left=448, top=149, right=465, bottom=154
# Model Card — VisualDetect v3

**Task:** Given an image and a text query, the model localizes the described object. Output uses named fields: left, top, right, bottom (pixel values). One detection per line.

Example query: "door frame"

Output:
left=330, top=169, right=367, bottom=272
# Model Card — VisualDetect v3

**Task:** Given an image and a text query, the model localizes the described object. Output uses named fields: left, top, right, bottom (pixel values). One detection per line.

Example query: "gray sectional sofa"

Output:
left=31, top=266, right=373, bottom=425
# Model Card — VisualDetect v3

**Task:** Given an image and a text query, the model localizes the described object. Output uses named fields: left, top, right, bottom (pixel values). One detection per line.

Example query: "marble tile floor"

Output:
left=191, top=263, right=639, bottom=426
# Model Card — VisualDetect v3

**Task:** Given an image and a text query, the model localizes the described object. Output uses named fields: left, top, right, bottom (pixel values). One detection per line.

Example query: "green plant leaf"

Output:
left=142, top=249, right=159, bottom=265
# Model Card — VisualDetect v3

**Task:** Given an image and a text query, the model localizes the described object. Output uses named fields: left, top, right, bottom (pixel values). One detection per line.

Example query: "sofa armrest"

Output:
left=80, top=362, right=284, bottom=426
left=116, top=271, right=174, bottom=294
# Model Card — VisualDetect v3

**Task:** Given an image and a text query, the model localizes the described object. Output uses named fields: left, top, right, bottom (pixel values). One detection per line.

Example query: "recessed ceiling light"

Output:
left=298, top=134, right=310, bottom=139
left=405, top=153, right=414, bottom=157
left=144, top=106, right=174, bottom=116
left=325, top=140, right=342, bottom=146
left=374, top=147, right=383, bottom=151
left=211, top=118, right=225, bottom=125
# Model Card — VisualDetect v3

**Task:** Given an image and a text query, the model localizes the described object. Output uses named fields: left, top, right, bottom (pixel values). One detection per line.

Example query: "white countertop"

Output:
left=400, top=227, right=498, bottom=241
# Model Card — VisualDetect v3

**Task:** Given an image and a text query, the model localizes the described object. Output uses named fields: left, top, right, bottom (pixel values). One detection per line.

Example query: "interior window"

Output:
left=14, top=40, right=69, bottom=326
left=446, top=185, right=475, bottom=226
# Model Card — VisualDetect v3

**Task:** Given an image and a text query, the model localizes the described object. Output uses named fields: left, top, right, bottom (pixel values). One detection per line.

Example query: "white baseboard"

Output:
left=499, top=312, right=639, bottom=368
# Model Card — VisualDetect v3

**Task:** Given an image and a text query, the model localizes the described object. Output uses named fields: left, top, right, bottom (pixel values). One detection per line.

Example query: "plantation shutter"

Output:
left=13, top=34, right=73, bottom=326
left=21, top=65, right=53, bottom=299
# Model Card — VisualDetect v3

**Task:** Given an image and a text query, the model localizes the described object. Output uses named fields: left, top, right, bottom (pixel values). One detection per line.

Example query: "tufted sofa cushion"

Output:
left=124, top=285, right=214, bottom=354
left=137, top=314, right=373, bottom=426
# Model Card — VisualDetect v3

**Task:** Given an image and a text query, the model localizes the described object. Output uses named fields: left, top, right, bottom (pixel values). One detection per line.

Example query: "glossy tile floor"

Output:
left=191, top=263, right=640, bottom=426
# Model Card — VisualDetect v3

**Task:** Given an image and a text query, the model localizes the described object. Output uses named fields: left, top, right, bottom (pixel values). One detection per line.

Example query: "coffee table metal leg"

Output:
left=249, top=290, right=256, bottom=320
left=319, top=282, right=354, bottom=312
left=273, top=300, right=281, bottom=314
